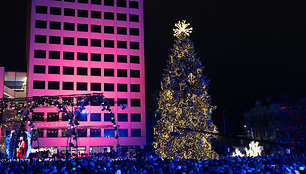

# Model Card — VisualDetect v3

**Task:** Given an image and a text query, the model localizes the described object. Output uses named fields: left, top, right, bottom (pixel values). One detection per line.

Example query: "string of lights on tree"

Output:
left=153, top=20, right=219, bottom=160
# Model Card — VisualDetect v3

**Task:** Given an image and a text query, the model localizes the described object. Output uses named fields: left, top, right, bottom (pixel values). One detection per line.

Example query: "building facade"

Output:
left=26, top=0, right=145, bottom=154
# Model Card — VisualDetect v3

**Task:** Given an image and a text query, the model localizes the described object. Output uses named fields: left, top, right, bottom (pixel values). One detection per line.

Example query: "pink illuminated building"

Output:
left=26, top=0, right=145, bottom=154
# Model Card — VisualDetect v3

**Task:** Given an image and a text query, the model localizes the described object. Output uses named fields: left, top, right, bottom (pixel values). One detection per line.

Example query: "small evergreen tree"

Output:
left=153, top=20, right=219, bottom=160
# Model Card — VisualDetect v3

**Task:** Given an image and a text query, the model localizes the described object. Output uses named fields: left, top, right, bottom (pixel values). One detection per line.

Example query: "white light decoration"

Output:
left=173, top=20, right=193, bottom=37
left=231, top=148, right=244, bottom=157
left=244, top=141, right=262, bottom=157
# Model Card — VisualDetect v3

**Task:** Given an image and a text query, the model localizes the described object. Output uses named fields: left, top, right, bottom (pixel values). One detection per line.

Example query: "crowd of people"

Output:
left=0, top=153, right=305, bottom=174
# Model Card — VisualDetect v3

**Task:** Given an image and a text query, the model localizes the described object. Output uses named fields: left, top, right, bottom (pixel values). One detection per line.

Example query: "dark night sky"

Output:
left=1, top=1, right=306, bottom=133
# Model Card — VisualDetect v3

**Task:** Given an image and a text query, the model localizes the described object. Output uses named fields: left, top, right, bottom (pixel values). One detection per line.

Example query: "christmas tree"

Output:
left=153, top=20, right=219, bottom=160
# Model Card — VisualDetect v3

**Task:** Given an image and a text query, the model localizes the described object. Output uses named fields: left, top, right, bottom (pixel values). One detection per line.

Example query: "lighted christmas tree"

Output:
left=153, top=20, right=219, bottom=160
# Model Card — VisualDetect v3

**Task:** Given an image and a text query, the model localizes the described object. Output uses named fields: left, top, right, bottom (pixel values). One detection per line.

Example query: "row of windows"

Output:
left=39, top=128, right=141, bottom=138
left=33, top=66, right=140, bottom=77
left=36, top=6, right=139, bottom=22
left=34, top=35, right=140, bottom=49
left=36, top=21, right=140, bottom=35
left=49, top=0, right=139, bottom=9
left=32, top=112, right=141, bottom=122
left=34, top=51, right=140, bottom=63
left=33, top=81, right=141, bottom=94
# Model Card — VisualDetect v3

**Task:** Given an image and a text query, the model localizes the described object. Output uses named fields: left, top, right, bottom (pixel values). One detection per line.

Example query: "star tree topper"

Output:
left=173, top=20, right=193, bottom=37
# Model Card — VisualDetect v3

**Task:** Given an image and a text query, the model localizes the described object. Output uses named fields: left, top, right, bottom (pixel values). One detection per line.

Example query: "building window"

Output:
left=63, top=67, right=74, bottom=75
left=90, top=113, right=101, bottom=121
left=91, top=53, right=101, bottom=61
left=78, top=129, right=87, bottom=137
left=108, top=98, right=115, bottom=106
left=104, top=69, right=114, bottom=76
left=130, top=42, right=140, bottom=49
left=77, top=113, right=88, bottom=121
left=91, top=11, right=101, bottom=19
left=34, top=65, right=46, bottom=74
left=104, top=26, right=114, bottom=34
left=117, top=55, right=127, bottom=63
left=63, top=82, right=74, bottom=90
left=91, top=25, right=101, bottom=33
left=104, top=113, right=114, bottom=121
left=77, top=9, right=88, bottom=18
left=131, top=99, right=141, bottom=107
left=49, top=36, right=61, bottom=44
left=77, top=82, right=88, bottom=91
left=49, top=66, right=60, bottom=74
left=104, top=129, right=114, bottom=137
left=117, top=84, right=127, bottom=92
left=117, top=27, right=127, bottom=35
left=118, top=129, right=128, bottom=137
left=118, top=113, right=128, bottom=122
left=49, top=51, right=60, bottom=59
left=91, top=83, right=101, bottom=91
left=104, top=54, right=114, bottom=62
left=117, top=13, right=127, bottom=21
left=38, top=129, right=44, bottom=137
left=131, top=113, right=141, bottom=122
left=63, top=52, right=74, bottom=60
left=33, top=81, right=45, bottom=89
left=130, top=55, right=140, bottom=64
left=62, top=129, right=69, bottom=137
left=34, top=50, right=46, bottom=58
left=50, top=7, right=61, bottom=15
left=117, top=0, right=127, bottom=7
left=35, top=20, right=47, bottom=29
left=35, top=35, right=47, bottom=43
left=77, top=24, right=88, bottom=32
left=64, top=8, right=75, bottom=16
left=78, top=0, right=88, bottom=4
left=129, top=1, right=139, bottom=9
left=32, top=112, right=44, bottom=121
left=77, top=38, right=88, bottom=46
left=131, top=84, right=140, bottom=92
left=104, top=0, right=114, bottom=6
left=117, top=69, right=127, bottom=77
left=104, top=40, right=114, bottom=48
left=91, top=0, right=101, bottom=5
left=104, top=83, right=114, bottom=91
left=36, top=6, right=47, bottom=14
left=63, top=37, right=74, bottom=45
left=129, top=14, right=139, bottom=22
left=130, top=28, right=139, bottom=36
left=48, top=81, right=60, bottom=90
left=91, top=39, right=101, bottom=47
left=47, top=129, right=58, bottom=137
left=47, top=113, right=59, bottom=121
left=131, top=129, right=141, bottom=137
left=117, top=41, right=127, bottom=49
left=104, top=12, right=114, bottom=20
left=130, top=70, right=140, bottom=78
left=77, top=67, right=88, bottom=76
left=64, top=22, right=75, bottom=31
left=50, top=21, right=61, bottom=30
left=118, top=98, right=128, bottom=106
left=77, top=52, right=88, bottom=61
left=91, top=68, right=101, bottom=76
left=90, top=129, right=101, bottom=137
